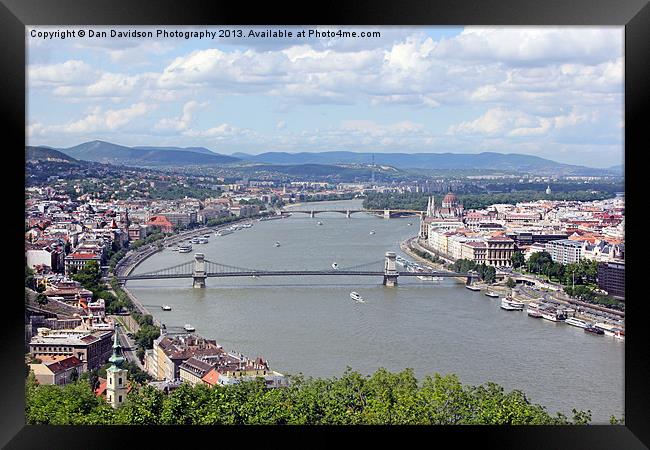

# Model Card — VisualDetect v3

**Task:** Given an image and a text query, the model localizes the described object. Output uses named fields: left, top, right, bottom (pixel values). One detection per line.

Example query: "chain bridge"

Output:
left=282, top=209, right=425, bottom=219
left=118, top=252, right=479, bottom=288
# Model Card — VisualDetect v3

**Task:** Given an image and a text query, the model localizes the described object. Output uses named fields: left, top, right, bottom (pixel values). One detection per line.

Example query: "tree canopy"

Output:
left=25, top=367, right=597, bottom=425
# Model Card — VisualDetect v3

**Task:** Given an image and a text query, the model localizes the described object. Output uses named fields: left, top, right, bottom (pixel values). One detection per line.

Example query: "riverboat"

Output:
left=317, top=221, right=323, bottom=225
left=178, top=244, right=192, bottom=253
left=565, top=317, right=590, bottom=329
left=501, top=297, right=524, bottom=311
left=350, top=292, right=365, bottom=303
left=161, top=305, right=172, bottom=311
left=465, top=285, right=481, bottom=292
left=331, top=262, right=339, bottom=270
left=541, top=308, right=567, bottom=322
left=584, top=325, right=604, bottom=335
left=484, top=291, right=500, bottom=298
left=275, top=241, right=281, bottom=247
left=216, top=229, right=233, bottom=236
left=190, top=238, right=200, bottom=244
left=184, top=324, right=196, bottom=332
left=197, top=237, right=209, bottom=244
left=593, top=322, right=618, bottom=337
left=369, top=230, right=376, bottom=235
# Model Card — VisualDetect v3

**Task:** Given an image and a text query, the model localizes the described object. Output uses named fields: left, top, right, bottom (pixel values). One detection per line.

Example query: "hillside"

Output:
left=58, top=140, right=240, bottom=166
left=26, top=146, right=77, bottom=163
left=233, top=151, right=609, bottom=175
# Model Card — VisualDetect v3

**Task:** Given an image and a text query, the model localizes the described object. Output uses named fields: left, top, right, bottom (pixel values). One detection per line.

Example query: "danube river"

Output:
left=128, top=199, right=624, bottom=422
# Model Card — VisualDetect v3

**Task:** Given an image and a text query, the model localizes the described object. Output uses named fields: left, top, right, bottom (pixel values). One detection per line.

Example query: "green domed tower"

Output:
left=106, top=325, right=128, bottom=408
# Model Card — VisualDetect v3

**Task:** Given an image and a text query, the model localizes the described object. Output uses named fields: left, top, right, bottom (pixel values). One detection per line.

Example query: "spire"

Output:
left=109, top=324, right=125, bottom=368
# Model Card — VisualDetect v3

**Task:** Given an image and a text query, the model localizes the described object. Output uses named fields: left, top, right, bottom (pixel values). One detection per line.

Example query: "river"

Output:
left=127, top=199, right=624, bottom=423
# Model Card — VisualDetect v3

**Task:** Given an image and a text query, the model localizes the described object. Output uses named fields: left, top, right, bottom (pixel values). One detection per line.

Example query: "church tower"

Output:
left=106, top=325, right=128, bottom=409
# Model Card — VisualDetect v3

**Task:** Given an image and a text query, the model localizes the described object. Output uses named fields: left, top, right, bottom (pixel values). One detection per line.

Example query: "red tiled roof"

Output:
left=45, top=356, right=83, bottom=374
left=68, top=252, right=101, bottom=259
left=202, top=368, right=219, bottom=386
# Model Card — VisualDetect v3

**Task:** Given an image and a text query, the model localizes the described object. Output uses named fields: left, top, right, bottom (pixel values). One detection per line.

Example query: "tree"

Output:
left=506, top=277, right=516, bottom=289
left=510, top=251, right=525, bottom=269
left=25, top=266, right=35, bottom=289
left=71, top=261, right=102, bottom=295
left=36, top=293, right=48, bottom=305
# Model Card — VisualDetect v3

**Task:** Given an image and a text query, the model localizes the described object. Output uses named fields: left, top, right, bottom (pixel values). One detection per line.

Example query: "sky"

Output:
left=26, top=26, right=624, bottom=168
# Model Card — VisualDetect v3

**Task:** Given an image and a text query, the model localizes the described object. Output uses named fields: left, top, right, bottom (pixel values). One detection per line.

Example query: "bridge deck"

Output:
left=120, top=271, right=475, bottom=280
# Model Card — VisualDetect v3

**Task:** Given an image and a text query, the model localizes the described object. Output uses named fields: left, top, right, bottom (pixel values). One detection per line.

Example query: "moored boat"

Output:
left=184, top=324, right=196, bottom=332
left=178, top=244, right=192, bottom=253
left=350, top=291, right=365, bottom=303
left=484, top=291, right=500, bottom=298
left=584, top=325, right=604, bottom=335
left=565, top=317, right=590, bottom=329
left=465, top=285, right=481, bottom=292
left=501, top=297, right=524, bottom=311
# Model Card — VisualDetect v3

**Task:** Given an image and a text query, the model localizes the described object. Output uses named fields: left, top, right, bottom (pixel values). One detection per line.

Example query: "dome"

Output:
left=442, top=192, right=458, bottom=206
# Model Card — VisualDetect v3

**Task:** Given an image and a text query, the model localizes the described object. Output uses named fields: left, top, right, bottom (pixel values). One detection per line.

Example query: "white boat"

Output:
left=501, top=297, right=524, bottom=311
left=541, top=308, right=566, bottom=322
left=465, top=285, right=481, bottom=292
left=197, top=237, right=209, bottom=244
left=593, top=322, right=617, bottom=336
left=369, top=230, right=376, bottom=235
left=190, top=238, right=200, bottom=244
left=317, top=221, right=323, bottom=225
left=178, top=244, right=192, bottom=253
left=171, top=246, right=179, bottom=252
left=565, top=317, right=590, bottom=329
left=184, top=324, right=196, bottom=332
left=407, top=223, right=413, bottom=226
left=161, top=305, right=172, bottom=311
left=216, top=229, right=233, bottom=236
left=331, top=262, right=339, bottom=270
left=484, top=291, right=500, bottom=298
left=613, top=329, right=625, bottom=341
left=350, top=291, right=365, bottom=303
left=275, top=241, right=281, bottom=247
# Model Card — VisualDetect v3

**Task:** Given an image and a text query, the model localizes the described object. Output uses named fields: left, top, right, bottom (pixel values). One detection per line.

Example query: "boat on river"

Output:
left=484, top=291, right=500, bottom=298
left=331, top=262, right=339, bottom=270
left=178, top=244, right=192, bottom=253
left=350, top=292, right=365, bottom=303
left=216, top=229, right=233, bottom=236
left=184, top=324, right=196, bottom=332
left=501, top=297, right=524, bottom=311
left=275, top=241, right=281, bottom=247
left=465, top=285, right=481, bottom=292
left=161, top=305, right=172, bottom=311
left=565, top=317, right=590, bottom=329
left=369, top=230, right=376, bottom=235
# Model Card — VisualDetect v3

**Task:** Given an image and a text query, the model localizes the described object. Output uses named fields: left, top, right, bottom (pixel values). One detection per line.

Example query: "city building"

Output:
left=597, top=261, right=625, bottom=299
left=29, top=328, right=114, bottom=371
left=545, top=239, right=584, bottom=265
left=29, top=355, right=85, bottom=385
left=105, top=327, right=129, bottom=408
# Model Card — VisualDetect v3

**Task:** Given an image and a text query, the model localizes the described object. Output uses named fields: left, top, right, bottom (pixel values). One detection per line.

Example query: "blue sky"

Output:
left=26, top=26, right=624, bottom=168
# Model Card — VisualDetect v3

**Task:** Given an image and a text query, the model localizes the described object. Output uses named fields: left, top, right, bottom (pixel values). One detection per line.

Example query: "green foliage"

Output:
left=25, top=266, right=35, bottom=289
left=36, top=293, right=48, bottom=305
left=362, top=190, right=616, bottom=212
left=134, top=324, right=160, bottom=351
left=71, top=261, right=103, bottom=295
left=506, top=277, right=517, bottom=289
left=511, top=251, right=525, bottom=269
left=411, top=248, right=442, bottom=264
left=25, top=368, right=598, bottom=425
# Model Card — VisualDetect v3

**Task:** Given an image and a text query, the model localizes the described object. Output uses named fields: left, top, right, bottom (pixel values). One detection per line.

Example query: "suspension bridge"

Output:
left=282, top=209, right=425, bottom=219
left=117, top=252, right=479, bottom=288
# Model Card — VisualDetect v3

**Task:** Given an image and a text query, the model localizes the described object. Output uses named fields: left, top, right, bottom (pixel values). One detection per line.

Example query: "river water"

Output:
left=128, top=199, right=624, bottom=423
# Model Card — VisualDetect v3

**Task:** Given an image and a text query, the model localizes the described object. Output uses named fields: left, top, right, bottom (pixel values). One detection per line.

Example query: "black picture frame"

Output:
left=3, top=0, right=648, bottom=448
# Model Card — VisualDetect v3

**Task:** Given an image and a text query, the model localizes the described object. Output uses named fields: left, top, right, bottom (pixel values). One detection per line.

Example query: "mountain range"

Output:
left=27, top=140, right=621, bottom=176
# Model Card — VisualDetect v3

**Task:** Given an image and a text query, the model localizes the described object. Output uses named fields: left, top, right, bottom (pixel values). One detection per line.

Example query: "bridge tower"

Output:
left=346, top=210, right=351, bottom=218
left=310, top=210, right=315, bottom=218
left=383, top=251, right=399, bottom=287
left=193, top=253, right=207, bottom=288
left=383, top=209, right=391, bottom=219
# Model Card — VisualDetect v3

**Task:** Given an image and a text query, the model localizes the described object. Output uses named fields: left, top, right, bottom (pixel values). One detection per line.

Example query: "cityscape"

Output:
left=24, top=26, right=625, bottom=425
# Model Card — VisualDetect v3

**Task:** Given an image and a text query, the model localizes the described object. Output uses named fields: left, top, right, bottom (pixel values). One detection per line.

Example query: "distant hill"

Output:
left=26, top=146, right=77, bottom=163
left=233, top=151, right=607, bottom=175
left=58, top=140, right=240, bottom=166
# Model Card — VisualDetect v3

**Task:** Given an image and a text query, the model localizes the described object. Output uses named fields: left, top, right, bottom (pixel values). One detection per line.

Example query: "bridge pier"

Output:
left=193, top=253, right=207, bottom=288
left=383, top=209, right=391, bottom=219
left=383, top=251, right=399, bottom=287
left=310, top=211, right=315, bottom=218
left=346, top=210, right=351, bottom=218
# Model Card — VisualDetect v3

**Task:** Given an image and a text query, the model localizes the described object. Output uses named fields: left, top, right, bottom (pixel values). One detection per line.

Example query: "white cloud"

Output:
left=155, top=100, right=208, bottom=131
